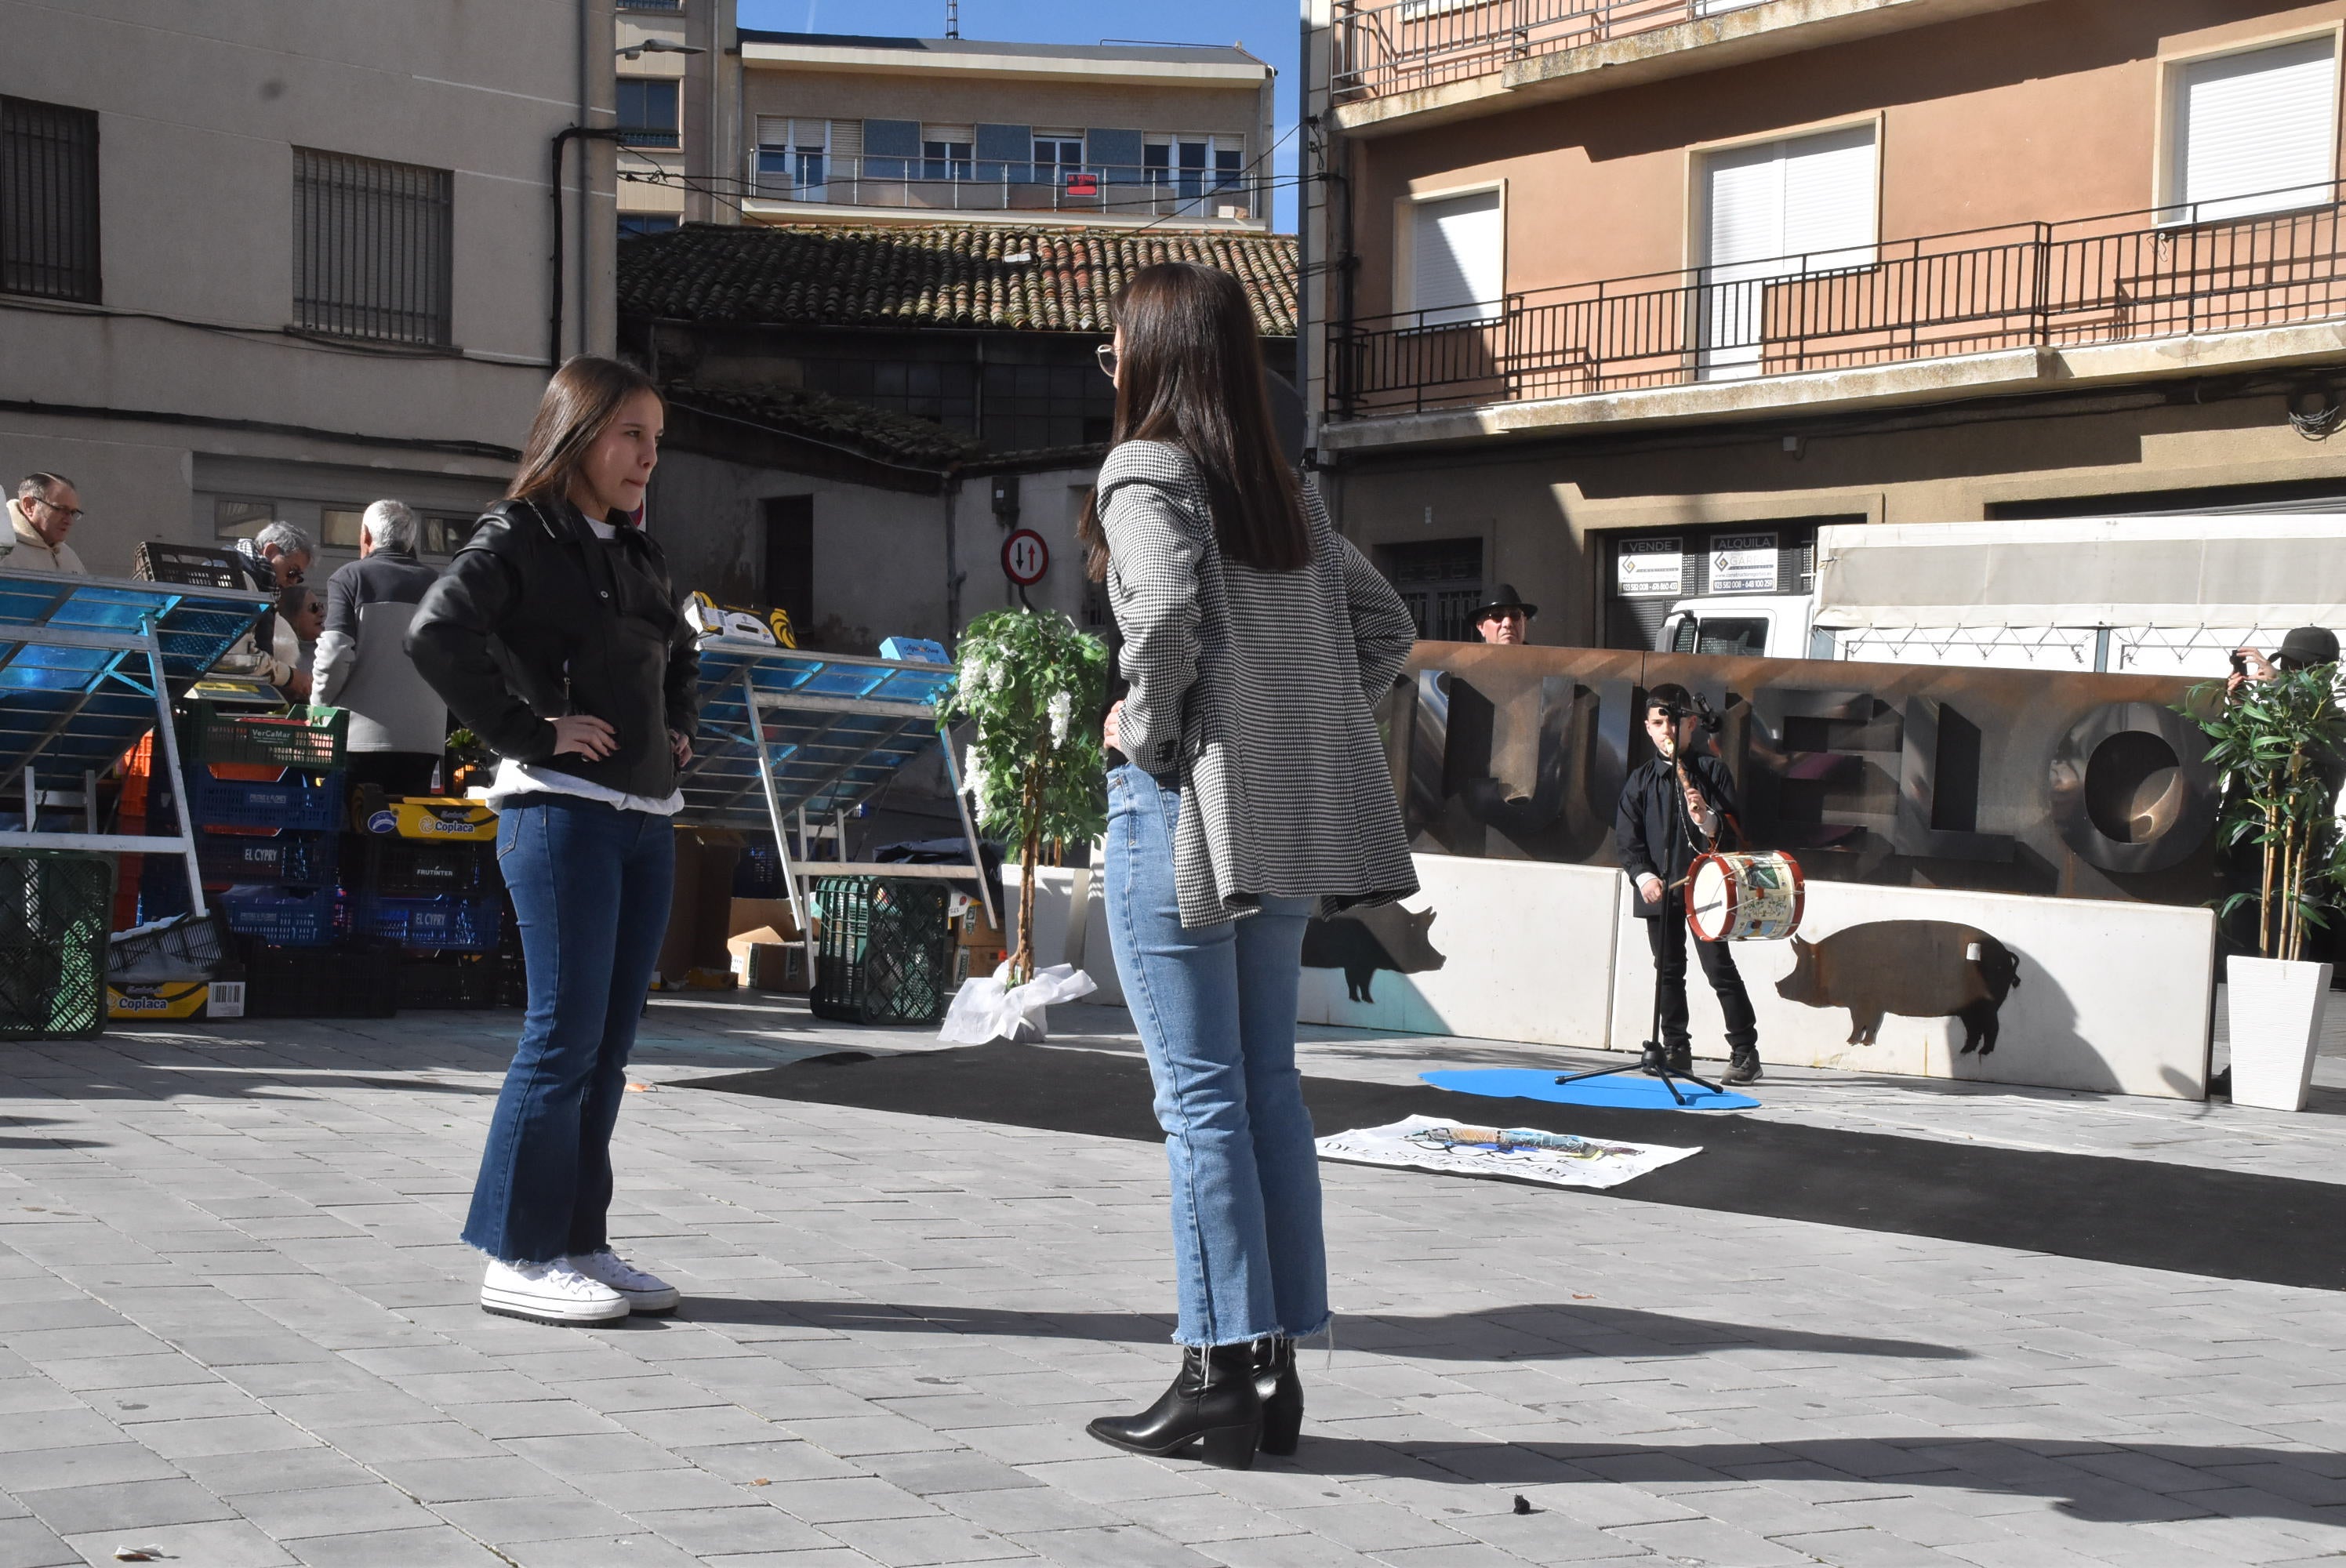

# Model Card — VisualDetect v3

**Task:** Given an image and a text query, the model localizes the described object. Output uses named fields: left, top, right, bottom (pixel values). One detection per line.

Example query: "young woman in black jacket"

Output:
left=408, top=356, right=699, bottom=1327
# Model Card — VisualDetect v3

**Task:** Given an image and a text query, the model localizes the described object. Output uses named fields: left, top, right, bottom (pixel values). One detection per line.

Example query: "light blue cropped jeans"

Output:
left=1102, top=763, right=1330, bottom=1348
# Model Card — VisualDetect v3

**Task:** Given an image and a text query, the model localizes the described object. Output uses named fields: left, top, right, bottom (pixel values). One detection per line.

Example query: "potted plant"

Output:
left=936, top=608, right=1109, bottom=1041
left=2188, top=662, right=2346, bottom=1109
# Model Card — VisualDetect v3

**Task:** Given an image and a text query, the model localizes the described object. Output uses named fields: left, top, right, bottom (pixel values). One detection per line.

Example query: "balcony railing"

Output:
left=1331, top=0, right=1767, bottom=100
left=1330, top=184, right=2346, bottom=419
left=744, top=154, right=1265, bottom=222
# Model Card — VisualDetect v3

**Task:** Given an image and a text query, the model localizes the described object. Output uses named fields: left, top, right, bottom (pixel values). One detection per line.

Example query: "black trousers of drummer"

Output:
left=1617, top=753, right=1759, bottom=1054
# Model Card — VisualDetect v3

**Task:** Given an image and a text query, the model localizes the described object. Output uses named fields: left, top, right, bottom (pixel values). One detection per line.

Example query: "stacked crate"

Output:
left=156, top=706, right=400, bottom=1018
left=344, top=798, right=515, bottom=1010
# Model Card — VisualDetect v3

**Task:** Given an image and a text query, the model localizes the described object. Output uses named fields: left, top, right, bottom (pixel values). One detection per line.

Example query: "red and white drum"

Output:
left=1684, top=851, right=1806, bottom=942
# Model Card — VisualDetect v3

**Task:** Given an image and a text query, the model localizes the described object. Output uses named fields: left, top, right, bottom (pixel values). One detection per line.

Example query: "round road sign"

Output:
left=1002, top=528, right=1050, bottom=585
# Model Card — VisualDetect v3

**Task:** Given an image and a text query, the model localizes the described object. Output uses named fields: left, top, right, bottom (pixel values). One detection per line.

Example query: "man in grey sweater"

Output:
left=316, top=500, right=446, bottom=796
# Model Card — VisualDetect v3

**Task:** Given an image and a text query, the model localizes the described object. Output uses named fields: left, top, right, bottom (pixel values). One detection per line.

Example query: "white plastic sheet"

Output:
left=939, top=961, right=1097, bottom=1044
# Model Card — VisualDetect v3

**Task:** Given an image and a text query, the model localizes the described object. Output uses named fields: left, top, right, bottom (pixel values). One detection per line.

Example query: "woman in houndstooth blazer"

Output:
left=1077, top=263, right=1418, bottom=1469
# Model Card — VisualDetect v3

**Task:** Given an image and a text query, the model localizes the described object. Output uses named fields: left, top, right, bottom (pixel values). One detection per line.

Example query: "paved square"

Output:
left=0, top=996, right=2336, bottom=1566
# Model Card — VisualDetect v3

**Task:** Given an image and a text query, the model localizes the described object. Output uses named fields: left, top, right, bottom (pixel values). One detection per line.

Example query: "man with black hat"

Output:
left=2228, top=626, right=2341, bottom=699
left=1617, top=684, right=1762, bottom=1084
left=1472, top=584, right=1537, bottom=645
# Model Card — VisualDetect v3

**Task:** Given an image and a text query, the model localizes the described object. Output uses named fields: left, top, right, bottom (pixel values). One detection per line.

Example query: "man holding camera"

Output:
left=1616, top=684, right=1761, bottom=1085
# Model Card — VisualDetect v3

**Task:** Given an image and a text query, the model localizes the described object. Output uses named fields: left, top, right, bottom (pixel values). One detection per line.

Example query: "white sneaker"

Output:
left=481, top=1258, right=630, bottom=1325
left=568, top=1250, right=681, bottom=1314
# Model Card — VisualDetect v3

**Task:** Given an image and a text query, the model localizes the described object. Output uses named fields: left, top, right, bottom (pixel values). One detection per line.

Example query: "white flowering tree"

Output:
left=942, top=609, right=1110, bottom=985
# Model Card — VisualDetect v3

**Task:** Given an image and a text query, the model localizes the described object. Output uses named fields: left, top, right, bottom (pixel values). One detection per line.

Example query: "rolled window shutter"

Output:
left=1088, top=127, right=1144, bottom=181
left=1779, top=123, right=1876, bottom=267
left=1704, top=140, right=1785, bottom=268
left=2177, top=37, right=2337, bottom=221
left=1411, top=189, right=1502, bottom=325
left=974, top=123, right=1030, bottom=181
left=862, top=117, right=919, bottom=179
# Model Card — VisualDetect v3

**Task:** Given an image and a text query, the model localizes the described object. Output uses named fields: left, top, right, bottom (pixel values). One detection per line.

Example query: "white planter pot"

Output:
left=2225, top=956, right=2331, bottom=1111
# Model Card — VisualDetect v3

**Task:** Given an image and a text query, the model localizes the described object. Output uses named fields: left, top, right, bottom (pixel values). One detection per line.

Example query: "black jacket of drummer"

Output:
left=1616, top=752, right=1740, bottom=921
left=406, top=497, right=699, bottom=800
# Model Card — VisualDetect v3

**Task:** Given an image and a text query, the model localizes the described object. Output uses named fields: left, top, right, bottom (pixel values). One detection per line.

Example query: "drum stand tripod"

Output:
left=1553, top=978, right=1726, bottom=1108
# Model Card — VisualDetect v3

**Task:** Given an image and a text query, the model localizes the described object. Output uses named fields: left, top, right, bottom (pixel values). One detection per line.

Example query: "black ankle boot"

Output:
left=1087, top=1343, right=1261, bottom=1468
left=1253, top=1337, right=1302, bottom=1457
left=1666, top=1041, right=1693, bottom=1076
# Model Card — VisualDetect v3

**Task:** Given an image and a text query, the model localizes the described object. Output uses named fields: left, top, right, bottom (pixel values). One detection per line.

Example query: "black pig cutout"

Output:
left=1301, top=904, right=1446, bottom=1004
left=1776, top=920, right=2022, bottom=1054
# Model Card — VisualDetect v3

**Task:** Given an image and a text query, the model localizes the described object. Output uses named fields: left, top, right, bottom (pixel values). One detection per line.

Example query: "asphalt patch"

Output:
left=677, top=1044, right=2344, bottom=1292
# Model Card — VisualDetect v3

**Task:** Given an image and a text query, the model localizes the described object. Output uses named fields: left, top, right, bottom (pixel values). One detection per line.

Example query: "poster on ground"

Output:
left=1316, top=1114, right=1700, bottom=1190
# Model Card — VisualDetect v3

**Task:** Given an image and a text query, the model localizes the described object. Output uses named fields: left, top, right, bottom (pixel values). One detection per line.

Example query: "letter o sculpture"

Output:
left=2047, top=701, right=2221, bottom=874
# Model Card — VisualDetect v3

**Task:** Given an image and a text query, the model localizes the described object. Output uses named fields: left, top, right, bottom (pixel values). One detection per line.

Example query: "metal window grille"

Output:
left=293, top=147, right=452, bottom=347
left=1, top=96, right=100, bottom=303
left=1382, top=538, right=1484, bottom=641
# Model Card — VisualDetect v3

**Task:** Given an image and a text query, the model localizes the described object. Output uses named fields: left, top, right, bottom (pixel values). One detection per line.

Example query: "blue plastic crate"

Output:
left=196, top=829, right=338, bottom=887
left=354, top=895, right=501, bottom=953
left=217, top=885, right=341, bottom=948
left=181, top=766, right=343, bottom=831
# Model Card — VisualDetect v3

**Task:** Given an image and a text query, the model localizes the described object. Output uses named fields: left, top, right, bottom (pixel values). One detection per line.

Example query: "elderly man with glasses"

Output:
left=5, top=473, right=89, bottom=574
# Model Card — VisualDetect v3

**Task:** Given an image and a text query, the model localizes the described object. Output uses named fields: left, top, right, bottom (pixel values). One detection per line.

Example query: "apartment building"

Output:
left=727, top=30, right=1277, bottom=230
left=1302, top=0, right=2346, bottom=648
left=0, top=2, right=620, bottom=577
left=616, top=0, right=737, bottom=235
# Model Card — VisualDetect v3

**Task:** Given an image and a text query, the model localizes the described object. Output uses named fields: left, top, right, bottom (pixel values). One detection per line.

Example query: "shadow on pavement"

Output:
left=1279, top=1436, right=2346, bottom=1527
left=673, top=1297, right=1967, bottom=1363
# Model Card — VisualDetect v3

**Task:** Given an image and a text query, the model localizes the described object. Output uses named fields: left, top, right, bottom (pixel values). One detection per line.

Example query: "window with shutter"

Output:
left=2170, top=36, right=2337, bottom=223
left=1699, top=123, right=1876, bottom=377
left=292, top=148, right=452, bottom=347
left=755, top=118, right=828, bottom=200
left=616, top=79, right=680, bottom=148
left=1409, top=188, right=1502, bottom=327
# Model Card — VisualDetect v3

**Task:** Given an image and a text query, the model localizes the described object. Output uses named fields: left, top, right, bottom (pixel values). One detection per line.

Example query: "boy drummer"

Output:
left=1615, top=684, right=1762, bottom=1085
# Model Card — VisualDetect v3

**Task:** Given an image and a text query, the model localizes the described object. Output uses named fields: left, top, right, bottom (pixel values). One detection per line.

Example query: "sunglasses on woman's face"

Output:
left=1095, top=343, right=1118, bottom=379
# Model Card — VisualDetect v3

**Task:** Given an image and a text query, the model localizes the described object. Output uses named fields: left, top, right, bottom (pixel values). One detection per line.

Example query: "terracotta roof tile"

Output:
left=619, top=222, right=1298, bottom=337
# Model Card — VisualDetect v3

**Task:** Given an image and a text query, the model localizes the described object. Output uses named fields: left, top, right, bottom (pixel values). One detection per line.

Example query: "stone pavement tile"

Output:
left=0, top=1381, right=82, bottom=1417
left=0, top=1407, right=124, bottom=1457
left=702, top=1555, right=892, bottom=1568
left=1939, top=1539, right=2115, bottom=1568
left=786, top=1414, right=991, bottom=1457
left=291, top=1523, right=516, bottom=1566
left=0, top=1516, right=75, bottom=1568
left=1008, top=1523, right=1217, bottom=1566
left=1353, top=1544, right=1552, bottom=1567
left=443, top=1398, right=626, bottom=1440
left=96, top=1380, right=270, bottom=1423
left=953, top=1422, right=1123, bottom=1465
left=0, top=1441, right=180, bottom=1494
left=431, top=1493, right=641, bottom=1544
left=19, top=1478, right=231, bottom=1537
left=616, top=1402, right=788, bottom=1448
left=501, top=1533, right=708, bottom=1567
left=633, top=1503, right=841, bottom=1555
left=175, top=1446, right=382, bottom=1498
left=1771, top=1526, right=1975, bottom=1566
left=551, top=1373, right=730, bottom=1414
left=1447, top=1506, right=1662, bottom=1561
left=376, top=1454, right=579, bottom=1503
left=1825, top=1495, right=2015, bottom=1548
left=1114, top=1493, right=1293, bottom=1544
left=866, top=1451, right=1045, bottom=1497
left=1266, top=1501, right=1473, bottom=1553
left=129, top=1412, right=321, bottom=1461
left=314, top=1417, right=507, bottom=1465
left=59, top=1517, right=296, bottom=1567
left=765, top=1476, right=944, bottom=1523
left=1186, top=1533, right=1391, bottom=1568
left=231, top=1482, right=440, bottom=1540
left=584, top=1465, right=771, bottom=1514
left=680, top=1438, right=870, bottom=1485
left=1611, top=1515, right=1829, bottom=1565
left=36, top=1353, right=223, bottom=1393
left=934, top=1486, right=1128, bottom=1535
left=823, top=1512, right=1037, bottom=1565
left=1014, top=1456, right=1214, bottom=1506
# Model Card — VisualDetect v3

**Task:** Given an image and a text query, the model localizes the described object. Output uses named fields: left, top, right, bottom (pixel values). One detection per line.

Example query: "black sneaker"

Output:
left=1666, top=1043, right=1693, bottom=1076
left=1723, top=1051, right=1762, bottom=1085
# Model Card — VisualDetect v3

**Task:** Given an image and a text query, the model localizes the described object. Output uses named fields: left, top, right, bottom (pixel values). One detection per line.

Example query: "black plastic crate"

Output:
left=197, top=829, right=338, bottom=887
left=809, top=876, right=951, bottom=1025
left=395, top=949, right=518, bottom=1010
left=185, top=705, right=348, bottom=771
left=133, top=541, right=246, bottom=589
left=240, top=937, right=398, bottom=1018
left=355, top=834, right=497, bottom=898
left=733, top=842, right=783, bottom=898
left=0, top=851, right=115, bottom=1039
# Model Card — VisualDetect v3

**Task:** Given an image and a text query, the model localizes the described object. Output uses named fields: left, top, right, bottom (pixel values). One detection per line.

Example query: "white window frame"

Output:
left=754, top=117, right=831, bottom=201
left=2157, top=27, right=2343, bottom=226
left=1396, top=179, right=1506, bottom=329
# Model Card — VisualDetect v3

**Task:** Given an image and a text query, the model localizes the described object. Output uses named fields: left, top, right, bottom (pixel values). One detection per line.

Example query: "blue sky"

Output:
left=736, top=0, right=1303, bottom=230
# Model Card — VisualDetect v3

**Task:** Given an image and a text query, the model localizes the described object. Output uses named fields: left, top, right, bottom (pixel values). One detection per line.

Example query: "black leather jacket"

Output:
left=1616, top=752, right=1741, bottom=920
left=406, top=497, right=699, bottom=800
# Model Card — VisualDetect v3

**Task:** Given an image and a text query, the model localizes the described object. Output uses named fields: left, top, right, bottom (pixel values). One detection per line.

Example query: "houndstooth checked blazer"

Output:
left=1097, top=439, right=1419, bottom=929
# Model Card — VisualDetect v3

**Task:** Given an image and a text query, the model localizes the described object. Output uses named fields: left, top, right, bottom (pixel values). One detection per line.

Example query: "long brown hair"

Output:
left=507, top=355, right=662, bottom=506
left=1078, top=263, right=1307, bottom=582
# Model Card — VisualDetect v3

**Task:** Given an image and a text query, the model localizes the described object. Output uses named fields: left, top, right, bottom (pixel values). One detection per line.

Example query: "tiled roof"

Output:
left=618, top=223, right=1298, bottom=337
left=665, top=383, right=982, bottom=468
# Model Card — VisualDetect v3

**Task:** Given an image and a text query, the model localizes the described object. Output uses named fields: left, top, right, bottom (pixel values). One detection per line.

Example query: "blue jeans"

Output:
left=463, top=797, right=675, bottom=1264
left=1103, top=764, right=1328, bottom=1348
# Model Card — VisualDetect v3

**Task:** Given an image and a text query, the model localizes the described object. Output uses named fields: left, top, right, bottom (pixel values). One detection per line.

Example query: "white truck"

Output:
left=1654, top=516, right=2346, bottom=679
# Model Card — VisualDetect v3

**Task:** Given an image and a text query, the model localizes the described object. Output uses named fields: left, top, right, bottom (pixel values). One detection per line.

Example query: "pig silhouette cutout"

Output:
left=1302, top=904, right=1445, bottom=1004
left=1777, top=920, right=2023, bottom=1054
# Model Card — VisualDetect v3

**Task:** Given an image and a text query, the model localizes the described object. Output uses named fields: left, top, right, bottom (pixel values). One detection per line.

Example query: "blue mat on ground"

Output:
left=1419, top=1067, right=1760, bottom=1111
